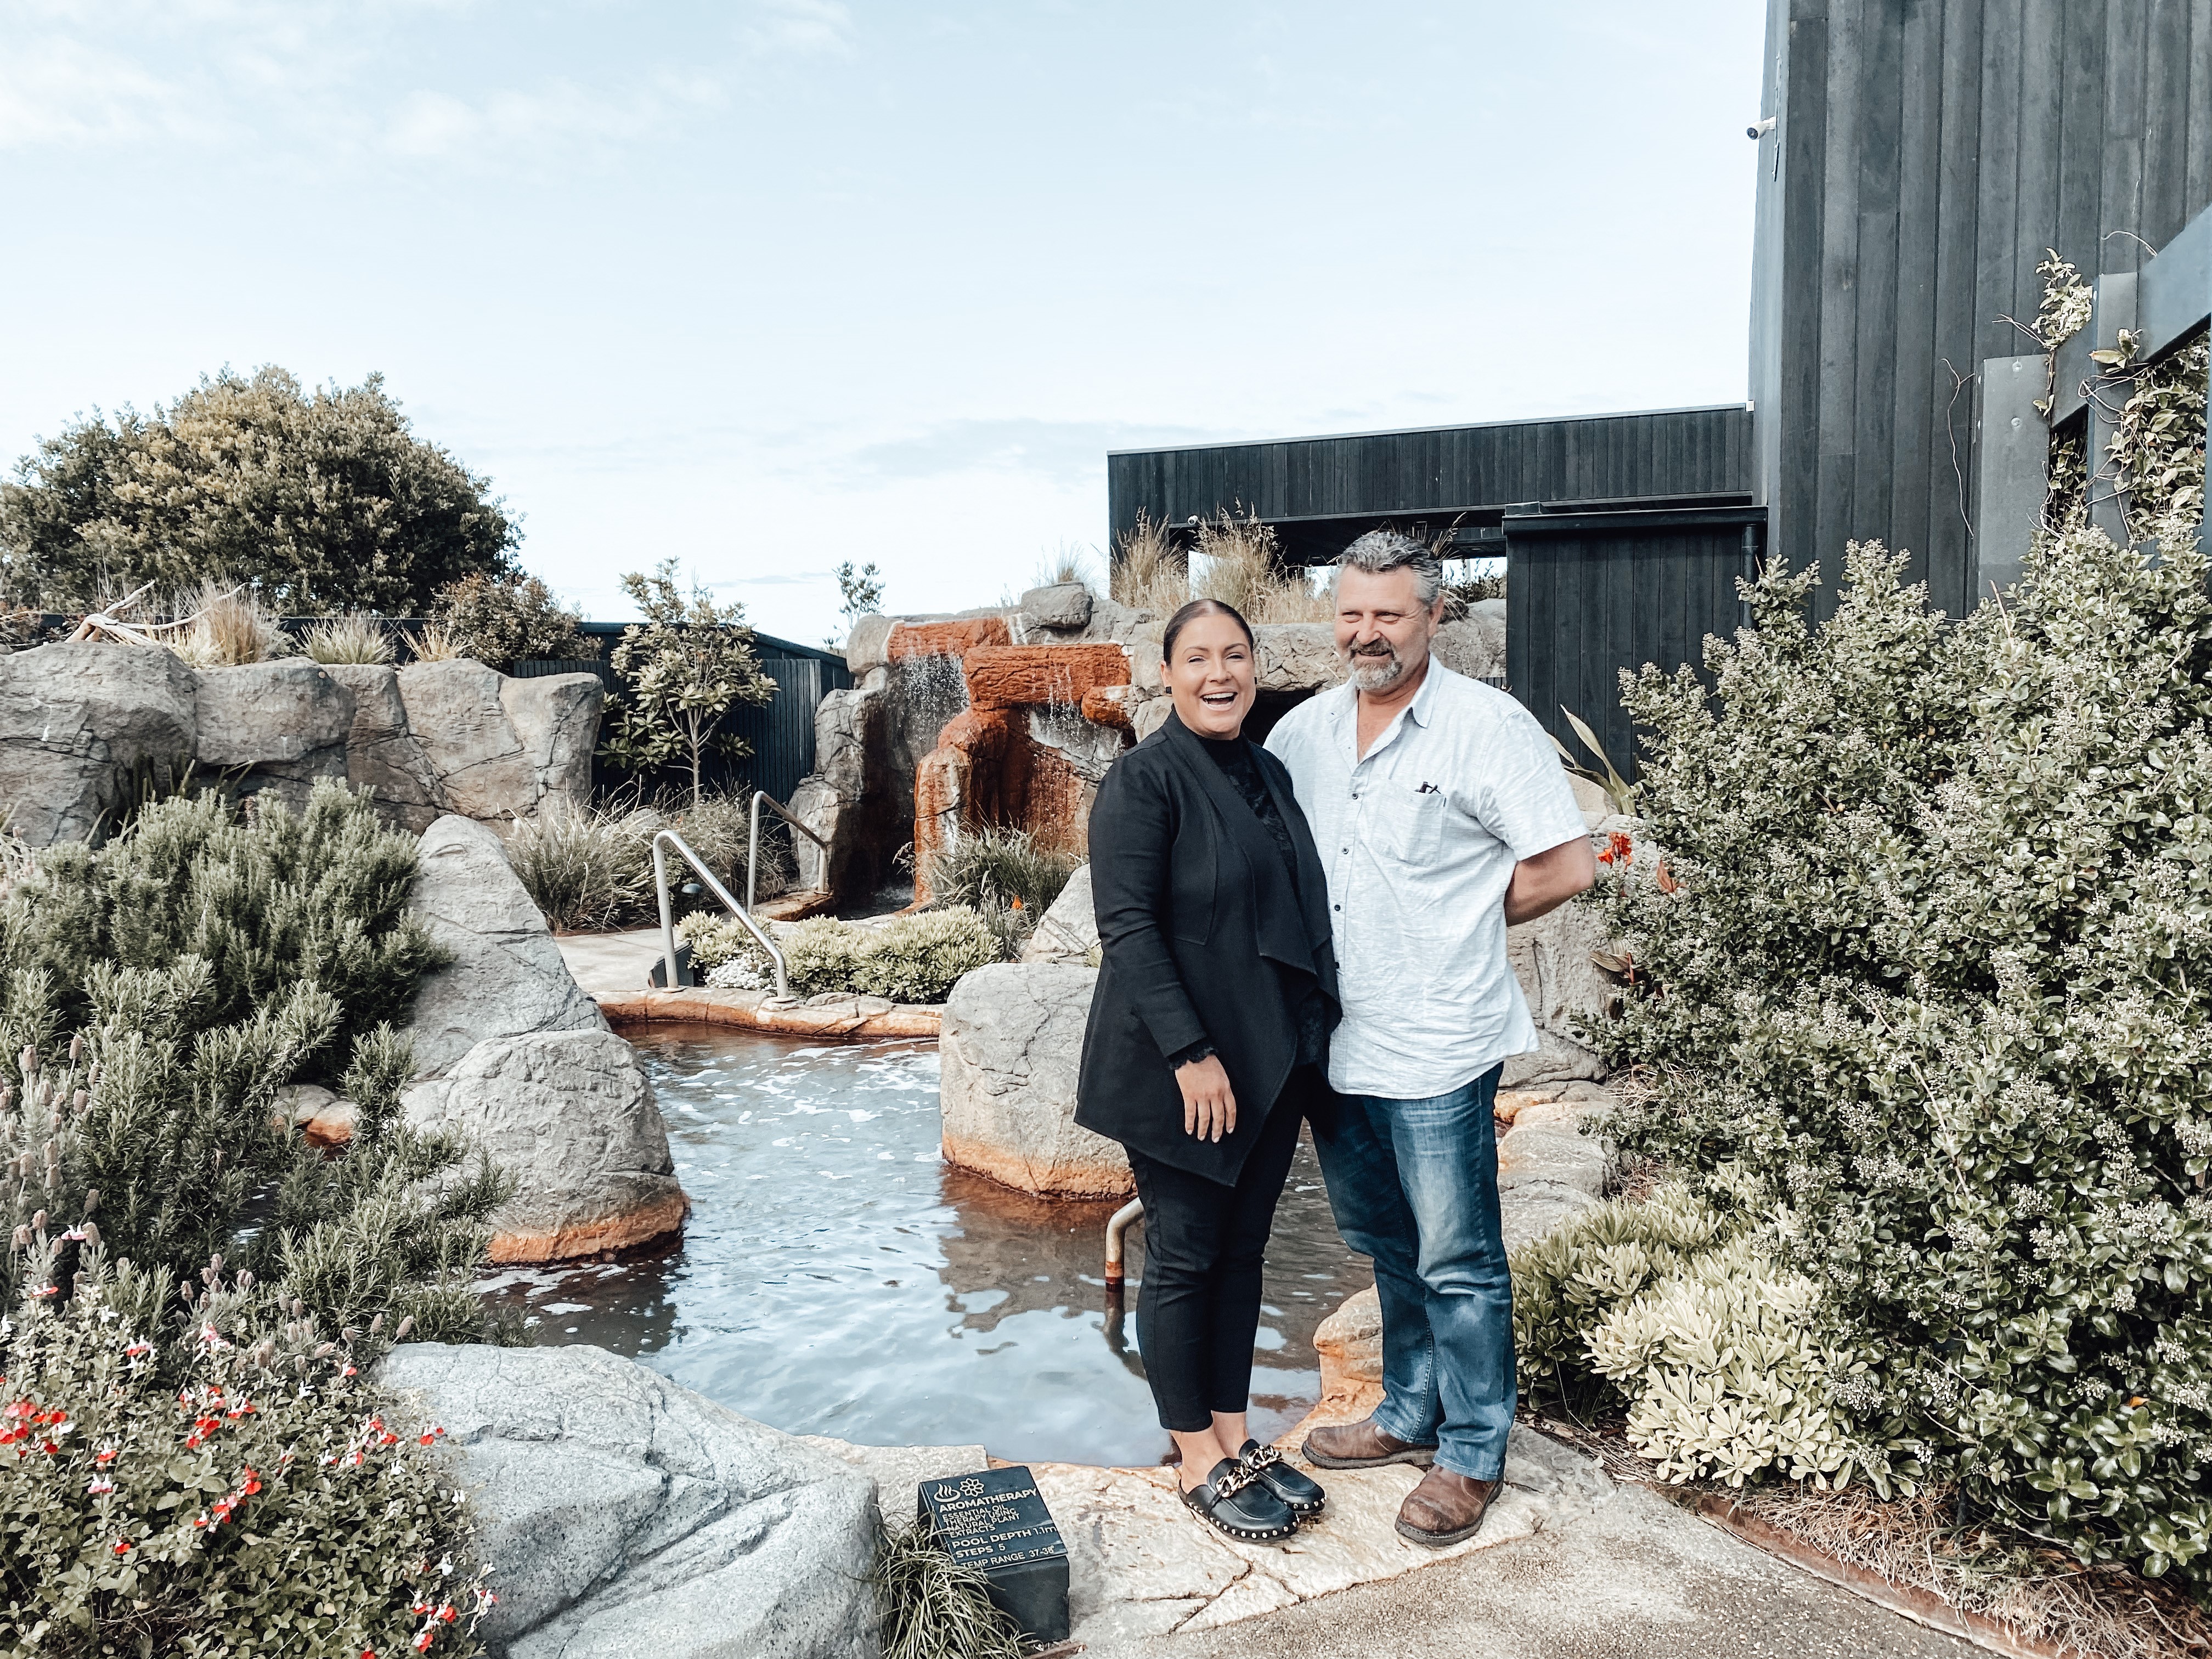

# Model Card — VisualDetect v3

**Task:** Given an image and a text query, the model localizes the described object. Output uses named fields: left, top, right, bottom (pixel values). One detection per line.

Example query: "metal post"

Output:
left=749, top=789, right=830, bottom=916
left=1104, top=1198, right=1143, bottom=1292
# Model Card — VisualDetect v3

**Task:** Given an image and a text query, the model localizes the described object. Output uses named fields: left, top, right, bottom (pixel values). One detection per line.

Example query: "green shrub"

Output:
left=435, top=571, right=595, bottom=671
left=779, top=909, right=1002, bottom=1004
left=0, top=1248, right=490, bottom=1657
left=1596, top=517, right=2212, bottom=1581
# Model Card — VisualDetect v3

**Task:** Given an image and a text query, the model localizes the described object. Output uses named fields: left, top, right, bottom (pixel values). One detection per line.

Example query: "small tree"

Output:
left=601, top=560, right=775, bottom=805
left=436, top=571, right=597, bottom=670
left=828, top=560, right=885, bottom=647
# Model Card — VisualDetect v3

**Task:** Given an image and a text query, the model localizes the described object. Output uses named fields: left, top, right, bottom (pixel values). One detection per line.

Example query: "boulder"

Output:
left=323, top=663, right=449, bottom=833
left=193, top=659, right=356, bottom=812
left=502, top=671, right=603, bottom=816
left=0, top=644, right=199, bottom=845
left=403, top=815, right=608, bottom=1078
left=939, top=962, right=1132, bottom=1198
left=843, top=614, right=896, bottom=676
left=397, top=659, right=540, bottom=820
left=1019, top=581, right=1094, bottom=631
left=404, top=1029, right=686, bottom=1262
left=1503, top=889, right=1615, bottom=1088
left=1018, top=864, right=1098, bottom=964
left=1254, top=624, right=1345, bottom=693
left=1313, top=1284, right=1383, bottom=1393
left=1432, top=610, right=1505, bottom=682
left=376, top=1343, right=877, bottom=1659
left=789, top=684, right=887, bottom=895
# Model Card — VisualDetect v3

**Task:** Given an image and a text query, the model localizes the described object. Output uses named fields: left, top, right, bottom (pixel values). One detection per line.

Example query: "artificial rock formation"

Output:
left=402, top=814, right=611, bottom=1079
left=0, top=641, right=600, bottom=845
left=1017, top=863, right=1098, bottom=964
left=938, top=962, right=1133, bottom=1199
left=911, top=642, right=1132, bottom=899
left=404, top=1029, right=687, bottom=1263
left=0, top=643, right=200, bottom=844
left=377, top=1343, right=878, bottom=1659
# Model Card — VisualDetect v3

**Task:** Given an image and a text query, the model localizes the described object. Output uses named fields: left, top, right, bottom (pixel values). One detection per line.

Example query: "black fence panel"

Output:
left=1504, top=506, right=1766, bottom=780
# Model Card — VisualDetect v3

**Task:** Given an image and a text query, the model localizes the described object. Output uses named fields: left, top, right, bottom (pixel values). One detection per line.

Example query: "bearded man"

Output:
left=1264, top=529, right=1595, bottom=1546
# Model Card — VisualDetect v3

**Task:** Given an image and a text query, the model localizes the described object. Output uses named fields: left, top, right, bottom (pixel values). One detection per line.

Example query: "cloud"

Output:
left=846, top=417, right=1218, bottom=485
left=740, top=0, right=853, bottom=58
left=0, top=36, right=215, bottom=147
left=382, top=74, right=723, bottom=161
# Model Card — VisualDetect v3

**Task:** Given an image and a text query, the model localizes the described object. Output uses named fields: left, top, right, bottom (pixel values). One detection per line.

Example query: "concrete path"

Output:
left=1076, top=1467, right=1984, bottom=1659
left=556, top=927, right=663, bottom=993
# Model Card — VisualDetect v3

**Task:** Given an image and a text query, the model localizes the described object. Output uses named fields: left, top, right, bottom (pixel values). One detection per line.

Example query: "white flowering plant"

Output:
left=1593, top=512, right=2212, bottom=1584
left=0, top=1243, right=490, bottom=1657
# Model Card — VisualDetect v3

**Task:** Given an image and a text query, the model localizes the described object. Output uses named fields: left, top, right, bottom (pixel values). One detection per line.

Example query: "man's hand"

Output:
left=1504, top=834, right=1598, bottom=927
left=1176, top=1054, right=1238, bottom=1141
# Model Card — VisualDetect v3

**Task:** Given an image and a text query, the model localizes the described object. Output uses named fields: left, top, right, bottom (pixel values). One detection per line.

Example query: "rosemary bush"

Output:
left=1595, top=517, right=2212, bottom=1583
left=686, top=909, right=1002, bottom=1003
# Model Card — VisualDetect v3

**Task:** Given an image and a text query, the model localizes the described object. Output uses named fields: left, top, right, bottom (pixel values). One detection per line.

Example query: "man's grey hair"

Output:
left=1334, top=529, right=1442, bottom=606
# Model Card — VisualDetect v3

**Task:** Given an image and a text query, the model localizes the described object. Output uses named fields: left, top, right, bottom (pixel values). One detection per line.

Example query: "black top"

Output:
left=1192, top=733, right=1330, bottom=1069
left=1075, top=712, right=1340, bottom=1186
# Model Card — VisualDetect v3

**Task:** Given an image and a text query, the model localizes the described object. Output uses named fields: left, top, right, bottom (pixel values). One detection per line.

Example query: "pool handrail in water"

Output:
left=652, top=828, right=791, bottom=997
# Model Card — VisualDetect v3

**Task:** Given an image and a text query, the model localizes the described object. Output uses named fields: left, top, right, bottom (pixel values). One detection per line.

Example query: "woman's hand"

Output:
left=1176, top=1055, right=1238, bottom=1141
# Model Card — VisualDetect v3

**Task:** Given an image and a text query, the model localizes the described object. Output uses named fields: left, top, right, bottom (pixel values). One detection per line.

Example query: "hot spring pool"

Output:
left=478, top=1023, right=1368, bottom=1468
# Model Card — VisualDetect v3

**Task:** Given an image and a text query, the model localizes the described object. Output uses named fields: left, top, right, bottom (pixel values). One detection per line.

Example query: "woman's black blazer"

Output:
left=1074, top=710, right=1339, bottom=1185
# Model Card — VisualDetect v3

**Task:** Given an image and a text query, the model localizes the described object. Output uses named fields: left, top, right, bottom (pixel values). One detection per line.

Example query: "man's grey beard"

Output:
left=1345, top=644, right=1408, bottom=692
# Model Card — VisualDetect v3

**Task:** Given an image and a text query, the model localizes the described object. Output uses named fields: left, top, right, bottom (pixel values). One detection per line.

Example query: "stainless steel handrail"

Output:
left=749, top=789, right=830, bottom=913
left=652, top=829, right=792, bottom=1000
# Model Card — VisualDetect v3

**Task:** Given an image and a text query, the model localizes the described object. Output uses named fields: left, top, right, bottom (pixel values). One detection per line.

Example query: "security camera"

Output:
left=1747, top=116, right=1776, bottom=139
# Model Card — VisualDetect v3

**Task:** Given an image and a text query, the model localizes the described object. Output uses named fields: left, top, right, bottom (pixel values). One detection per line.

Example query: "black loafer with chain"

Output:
left=1238, top=1438, right=1326, bottom=1520
left=1181, top=1458, right=1298, bottom=1544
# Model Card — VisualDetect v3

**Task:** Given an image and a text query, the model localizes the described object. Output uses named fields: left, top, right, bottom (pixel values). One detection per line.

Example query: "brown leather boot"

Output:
left=1395, top=1466, right=1500, bottom=1547
left=1300, top=1415, right=1437, bottom=1470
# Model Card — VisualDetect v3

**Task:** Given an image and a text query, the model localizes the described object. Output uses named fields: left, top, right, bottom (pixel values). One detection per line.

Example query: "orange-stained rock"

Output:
left=961, top=643, right=1130, bottom=712
left=1017, top=744, right=1090, bottom=854
left=596, top=988, right=944, bottom=1039
left=933, top=706, right=1014, bottom=762
left=888, top=617, right=1011, bottom=661
left=489, top=1188, right=691, bottom=1263
left=1080, top=685, right=1133, bottom=731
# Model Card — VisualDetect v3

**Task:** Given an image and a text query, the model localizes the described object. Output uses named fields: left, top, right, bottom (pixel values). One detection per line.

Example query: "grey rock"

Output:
left=844, top=614, right=895, bottom=676
left=502, top=671, right=603, bottom=816
left=1254, top=624, right=1346, bottom=693
left=324, top=663, right=449, bottom=833
left=939, top=962, right=1131, bottom=1198
left=799, top=1437, right=990, bottom=1517
left=1497, top=1124, right=1608, bottom=1197
left=397, top=659, right=540, bottom=820
left=403, top=1029, right=684, bottom=1261
left=0, top=644, right=199, bottom=845
left=403, top=815, right=608, bottom=1077
left=1018, top=863, right=1098, bottom=964
left=1433, top=611, right=1506, bottom=682
left=1504, top=895, right=1615, bottom=1086
left=789, top=684, right=887, bottom=895
left=1131, top=691, right=1173, bottom=741
left=377, top=1343, right=877, bottom=1659
left=272, top=1082, right=338, bottom=1128
left=194, top=659, right=356, bottom=814
left=1019, top=581, right=1093, bottom=631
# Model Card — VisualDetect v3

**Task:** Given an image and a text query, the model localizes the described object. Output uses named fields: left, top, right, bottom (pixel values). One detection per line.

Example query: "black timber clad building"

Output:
left=1108, top=0, right=2212, bottom=770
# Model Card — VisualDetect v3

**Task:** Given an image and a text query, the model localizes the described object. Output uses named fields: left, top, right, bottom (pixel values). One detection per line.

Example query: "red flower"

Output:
left=240, top=1466, right=263, bottom=1496
left=414, top=1632, right=435, bottom=1652
left=111, top=1538, right=131, bottom=1555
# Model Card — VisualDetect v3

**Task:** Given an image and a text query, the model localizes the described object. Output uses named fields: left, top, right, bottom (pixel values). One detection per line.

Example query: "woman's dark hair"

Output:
left=1161, top=597, right=1255, bottom=662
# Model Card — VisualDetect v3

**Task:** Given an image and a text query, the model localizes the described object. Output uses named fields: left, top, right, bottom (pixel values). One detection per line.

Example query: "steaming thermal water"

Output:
left=477, top=1024, right=1369, bottom=1468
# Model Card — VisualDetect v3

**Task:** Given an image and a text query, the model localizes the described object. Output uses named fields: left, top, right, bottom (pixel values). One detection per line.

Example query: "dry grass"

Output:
left=400, top=620, right=464, bottom=662
left=166, top=582, right=286, bottom=666
left=1732, top=1482, right=2212, bottom=1659
left=301, top=613, right=395, bottom=665
left=1111, top=507, right=1333, bottom=623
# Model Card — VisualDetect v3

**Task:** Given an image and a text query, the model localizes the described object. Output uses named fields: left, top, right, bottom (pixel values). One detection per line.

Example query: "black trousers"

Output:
left=1123, top=1071, right=1313, bottom=1434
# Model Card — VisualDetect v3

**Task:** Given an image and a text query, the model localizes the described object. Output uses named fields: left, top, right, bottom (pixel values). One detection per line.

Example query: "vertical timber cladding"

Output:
left=1505, top=506, right=1767, bottom=779
left=1750, top=0, right=2212, bottom=621
left=1106, top=406, right=1756, bottom=562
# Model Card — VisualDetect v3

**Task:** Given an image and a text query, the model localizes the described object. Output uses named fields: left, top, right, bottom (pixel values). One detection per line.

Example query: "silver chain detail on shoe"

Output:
left=1210, top=1463, right=1260, bottom=1499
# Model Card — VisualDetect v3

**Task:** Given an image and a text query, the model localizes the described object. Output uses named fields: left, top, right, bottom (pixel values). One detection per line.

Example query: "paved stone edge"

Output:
left=596, top=988, right=943, bottom=1040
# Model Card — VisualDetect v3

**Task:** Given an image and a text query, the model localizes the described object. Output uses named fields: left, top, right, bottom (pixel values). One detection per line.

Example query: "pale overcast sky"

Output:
left=1, top=1, right=1767, bottom=643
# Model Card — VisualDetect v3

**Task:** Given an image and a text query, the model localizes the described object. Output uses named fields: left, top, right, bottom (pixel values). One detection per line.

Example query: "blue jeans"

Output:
left=1311, top=1065, right=1512, bottom=1480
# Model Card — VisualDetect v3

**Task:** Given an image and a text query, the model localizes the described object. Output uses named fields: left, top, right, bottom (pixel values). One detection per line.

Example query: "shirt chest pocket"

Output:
left=1366, top=782, right=1446, bottom=865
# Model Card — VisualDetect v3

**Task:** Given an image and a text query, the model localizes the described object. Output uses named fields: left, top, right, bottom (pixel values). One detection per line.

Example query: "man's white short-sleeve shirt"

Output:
left=1266, top=659, right=1588, bottom=1101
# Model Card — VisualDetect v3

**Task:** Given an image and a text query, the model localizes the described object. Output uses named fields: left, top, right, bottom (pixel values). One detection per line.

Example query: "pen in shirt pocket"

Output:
left=1416, top=782, right=1440, bottom=794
